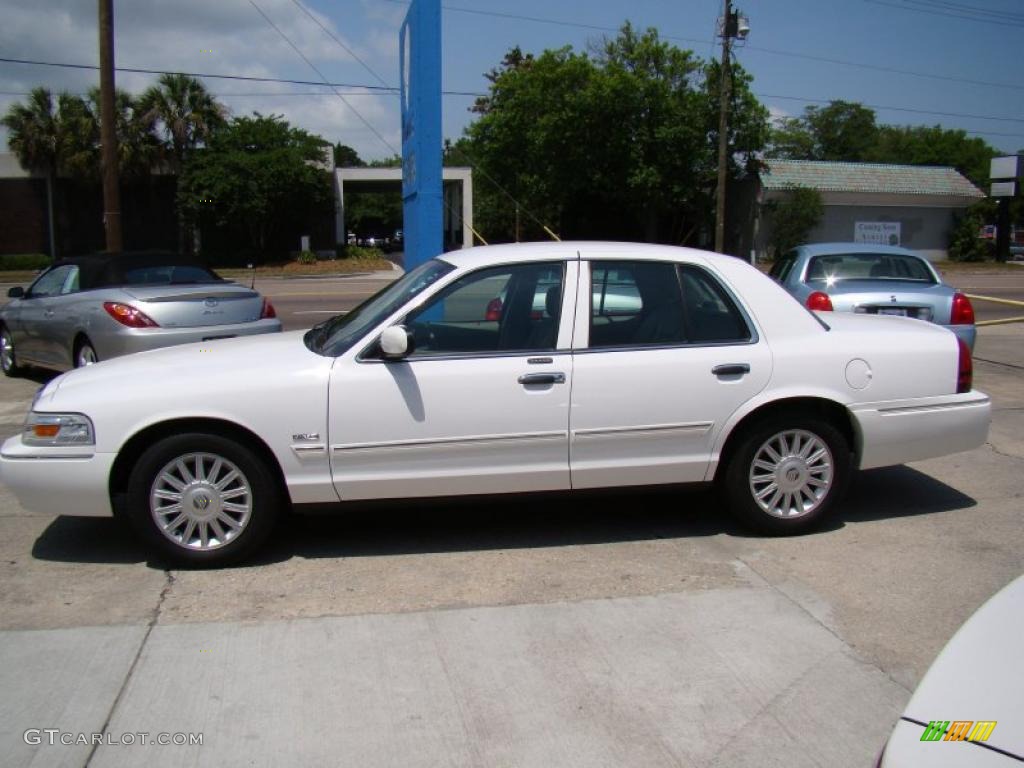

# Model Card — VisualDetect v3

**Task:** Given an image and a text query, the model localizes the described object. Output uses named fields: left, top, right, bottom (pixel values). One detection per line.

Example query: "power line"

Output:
left=863, top=0, right=1024, bottom=26
left=249, top=0, right=399, bottom=153
left=0, top=57, right=483, bottom=96
left=745, top=43, right=1024, bottom=92
left=760, top=93, right=1024, bottom=124
left=290, top=0, right=393, bottom=88
left=372, top=0, right=1024, bottom=93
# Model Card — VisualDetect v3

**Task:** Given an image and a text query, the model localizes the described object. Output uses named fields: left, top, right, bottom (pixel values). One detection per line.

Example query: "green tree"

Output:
left=767, top=186, right=824, bottom=257
left=463, top=24, right=768, bottom=244
left=57, top=88, right=160, bottom=180
left=866, top=125, right=995, bottom=188
left=1, top=87, right=92, bottom=258
left=138, top=74, right=227, bottom=252
left=180, top=113, right=333, bottom=259
left=333, top=143, right=364, bottom=167
left=767, top=100, right=878, bottom=161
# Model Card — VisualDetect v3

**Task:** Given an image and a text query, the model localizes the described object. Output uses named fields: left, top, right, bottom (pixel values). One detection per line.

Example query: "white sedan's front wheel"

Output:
left=723, top=416, right=851, bottom=534
left=126, top=433, right=281, bottom=566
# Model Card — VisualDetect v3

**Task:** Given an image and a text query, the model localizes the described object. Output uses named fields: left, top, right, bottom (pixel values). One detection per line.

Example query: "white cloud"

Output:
left=0, top=0, right=403, bottom=159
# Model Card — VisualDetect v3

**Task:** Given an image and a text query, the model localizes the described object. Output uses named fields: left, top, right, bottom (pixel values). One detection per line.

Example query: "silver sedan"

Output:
left=769, top=243, right=976, bottom=350
left=0, top=252, right=281, bottom=375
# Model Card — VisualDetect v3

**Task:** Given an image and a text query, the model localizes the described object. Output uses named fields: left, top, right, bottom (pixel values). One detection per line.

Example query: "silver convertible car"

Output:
left=769, top=243, right=976, bottom=350
left=0, top=252, right=281, bottom=375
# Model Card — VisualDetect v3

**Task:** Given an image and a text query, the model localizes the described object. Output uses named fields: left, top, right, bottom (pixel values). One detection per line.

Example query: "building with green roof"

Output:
left=756, top=159, right=984, bottom=261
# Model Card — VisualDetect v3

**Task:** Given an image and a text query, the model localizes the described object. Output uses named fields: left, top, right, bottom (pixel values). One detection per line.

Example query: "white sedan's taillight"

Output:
left=957, top=338, right=973, bottom=393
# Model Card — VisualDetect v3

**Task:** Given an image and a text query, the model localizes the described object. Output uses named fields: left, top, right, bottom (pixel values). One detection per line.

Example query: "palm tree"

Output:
left=79, top=88, right=161, bottom=179
left=1, top=87, right=87, bottom=259
left=138, top=74, right=227, bottom=253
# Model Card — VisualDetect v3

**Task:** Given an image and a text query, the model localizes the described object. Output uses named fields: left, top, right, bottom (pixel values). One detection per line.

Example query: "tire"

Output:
left=722, top=415, right=851, bottom=535
left=74, top=337, right=98, bottom=368
left=0, top=326, right=22, bottom=377
left=125, top=432, right=282, bottom=566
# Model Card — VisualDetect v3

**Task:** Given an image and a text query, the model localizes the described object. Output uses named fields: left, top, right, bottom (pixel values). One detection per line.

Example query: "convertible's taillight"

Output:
left=806, top=291, right=833, bottom=311
left=956, top=337, right=973, bottom=393
left=260, top=298, right=277, bottom=319
left=103, top=302, right=159, bottom=328
left=485, top=298, right=503, bottom=322
left=951, top=292, right=975, bottom=325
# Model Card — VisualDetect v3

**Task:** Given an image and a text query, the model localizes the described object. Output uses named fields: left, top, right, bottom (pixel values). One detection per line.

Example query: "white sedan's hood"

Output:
left=36, top=331, right=335, bottom=455
left=46, top=331, right=322, bottom=401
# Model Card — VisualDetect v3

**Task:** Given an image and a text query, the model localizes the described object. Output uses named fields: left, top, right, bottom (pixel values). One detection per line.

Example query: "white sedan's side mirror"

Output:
left=380, top=325, right=413, bottom=359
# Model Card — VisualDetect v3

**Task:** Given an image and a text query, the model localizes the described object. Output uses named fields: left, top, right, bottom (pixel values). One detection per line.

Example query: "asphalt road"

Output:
left=0, top=267, right=1022, bottom=767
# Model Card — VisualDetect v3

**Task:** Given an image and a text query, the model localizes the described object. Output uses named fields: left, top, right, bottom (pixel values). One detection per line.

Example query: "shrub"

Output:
left=767, top=186, right=824, bottom=258
left=296, top=250, right=317, bottom=265
left=948, top=207, right=993, bottom=263
left=0, top=253, right=50, bottom=271
left=339, top=245, right=386, bottom=261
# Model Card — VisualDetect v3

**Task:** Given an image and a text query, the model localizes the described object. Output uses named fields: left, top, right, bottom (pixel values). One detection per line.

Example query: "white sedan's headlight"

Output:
left=22, top=412, right=95, bottom=447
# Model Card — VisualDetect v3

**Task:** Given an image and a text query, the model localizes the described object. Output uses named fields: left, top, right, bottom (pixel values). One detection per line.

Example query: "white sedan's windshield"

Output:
left=305, top=259, right=454, bottom=356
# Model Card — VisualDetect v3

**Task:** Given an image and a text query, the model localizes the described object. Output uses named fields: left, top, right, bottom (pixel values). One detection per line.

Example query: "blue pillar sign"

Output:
left=400, top=0, right=443, bottom=270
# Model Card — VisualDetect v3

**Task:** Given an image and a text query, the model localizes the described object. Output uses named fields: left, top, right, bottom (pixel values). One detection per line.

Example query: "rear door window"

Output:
left=588, top=261, right=751, bottom=348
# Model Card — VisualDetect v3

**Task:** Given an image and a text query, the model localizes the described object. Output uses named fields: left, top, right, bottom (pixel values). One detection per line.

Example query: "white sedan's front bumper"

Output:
left=849, top=390, right=991, bottom=470
left=0, top=435, right=115, bottom=517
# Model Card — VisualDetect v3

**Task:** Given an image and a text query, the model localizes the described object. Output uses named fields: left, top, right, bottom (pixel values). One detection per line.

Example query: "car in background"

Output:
left=769, top=243, right=977, bottom=350
left=0, top=251, right=281, bottom=376
left=0, top=242, right=990, bottom=566
left=877, top=574, right=1023, bottom=766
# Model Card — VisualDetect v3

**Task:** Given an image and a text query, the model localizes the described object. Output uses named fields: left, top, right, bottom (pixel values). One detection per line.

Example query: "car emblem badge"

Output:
left=193, top=495, right=211, bottom=511
left=890, top=295, right=897, bottom=303
left=204, top=298, right=219, bottom=308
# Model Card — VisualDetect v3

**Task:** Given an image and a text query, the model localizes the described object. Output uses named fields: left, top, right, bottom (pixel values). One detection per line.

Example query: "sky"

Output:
left=1, top=0, right=1022, bottom=163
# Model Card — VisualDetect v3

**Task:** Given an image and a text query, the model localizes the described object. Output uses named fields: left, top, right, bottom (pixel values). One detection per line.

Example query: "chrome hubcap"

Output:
left=749, top=429, right=833, bottom=519
left=150, top=452, right=252, bottom=551
left=77, top=345, right=97, bottom=367
left=1, top=332, right=12, bottom=371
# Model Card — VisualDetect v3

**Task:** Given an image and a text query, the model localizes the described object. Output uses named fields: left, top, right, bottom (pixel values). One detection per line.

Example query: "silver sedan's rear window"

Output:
left=806, top=253, right=936, bottom=283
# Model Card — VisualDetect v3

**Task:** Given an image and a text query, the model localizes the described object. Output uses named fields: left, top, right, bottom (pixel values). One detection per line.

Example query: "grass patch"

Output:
left=218, top=258, right=394, bottom=279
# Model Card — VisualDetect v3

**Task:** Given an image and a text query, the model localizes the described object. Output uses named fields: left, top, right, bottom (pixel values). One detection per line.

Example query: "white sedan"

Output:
left=0, top=243, right=991, bottom=566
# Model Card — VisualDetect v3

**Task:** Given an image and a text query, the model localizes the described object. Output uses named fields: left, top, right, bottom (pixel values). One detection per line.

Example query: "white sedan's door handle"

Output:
left=712, top=363, right=750, bottom=377
left=518, top=372, right=566, bottom=386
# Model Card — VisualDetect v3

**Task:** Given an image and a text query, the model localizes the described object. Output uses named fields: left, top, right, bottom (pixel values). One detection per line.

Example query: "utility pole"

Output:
left=99, top=0, right=122, bottom=253
left=714, top=0, right=733, bottom=255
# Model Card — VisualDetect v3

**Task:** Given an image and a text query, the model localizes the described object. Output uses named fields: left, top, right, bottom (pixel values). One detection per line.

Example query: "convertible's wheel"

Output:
left=0, top=327, right=21, bottom=377
left=126, top=433, right=281, bottom=566
left=723, top=416, right=851, bottom=535
left=75, top=338, right=98, bottom=368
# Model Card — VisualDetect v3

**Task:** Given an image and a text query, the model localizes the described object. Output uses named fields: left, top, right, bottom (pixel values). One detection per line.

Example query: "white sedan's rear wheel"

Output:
left=724, top=416, right=851, bottom=534
left=126, top=433, right=281, bottom=566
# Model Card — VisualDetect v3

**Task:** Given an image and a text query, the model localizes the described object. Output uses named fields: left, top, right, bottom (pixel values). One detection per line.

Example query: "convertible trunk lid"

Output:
left=119, top=283, right=264, bottom=328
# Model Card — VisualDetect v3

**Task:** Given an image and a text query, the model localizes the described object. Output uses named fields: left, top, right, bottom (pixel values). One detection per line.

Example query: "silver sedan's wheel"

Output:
left=0, top=328, right=18, bottom=376
left=150, top=452, right=253, bottom=551
left=75, top=341, right=98, bottom=367
left=748, top=429, right=833, bottom=519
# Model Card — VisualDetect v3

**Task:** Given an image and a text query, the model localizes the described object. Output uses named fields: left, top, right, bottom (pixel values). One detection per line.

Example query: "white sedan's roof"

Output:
left=438, top=241, right=723, bottom=271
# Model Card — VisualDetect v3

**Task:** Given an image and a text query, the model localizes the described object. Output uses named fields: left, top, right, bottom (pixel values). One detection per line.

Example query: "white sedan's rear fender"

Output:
left=849, top=391, right=991, bottom=469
